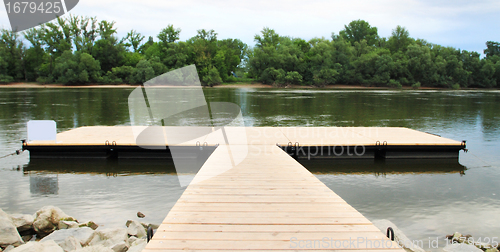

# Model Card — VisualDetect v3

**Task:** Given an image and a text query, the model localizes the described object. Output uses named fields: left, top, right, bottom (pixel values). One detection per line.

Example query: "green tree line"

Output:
left=249, top=20, right=500, bottom=88
left=1, top=16, right=499, bottom=88
left=0, top=15, right=246, bottom=86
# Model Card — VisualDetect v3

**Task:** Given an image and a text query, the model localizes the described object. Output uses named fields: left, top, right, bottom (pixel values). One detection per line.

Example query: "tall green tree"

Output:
left=158, top=25, right=181, bottom=45
left=387, top=26, right=413, bottom=53
left=339, top=20, right=379, bottom=46
left=23, top=28, right=47, bottom=81
left=52, top=50, right=101, bottom=84
left=69, top=15, right=99, bottom=54
left=91, top=21, right=125, bottom=73
left=254, top=27, right=280, bottom=48
left=484, top=41, right=500, bottom=58
left=0, top=29, right=25, bottom=80
left=121, top=30, right=145, bottom=52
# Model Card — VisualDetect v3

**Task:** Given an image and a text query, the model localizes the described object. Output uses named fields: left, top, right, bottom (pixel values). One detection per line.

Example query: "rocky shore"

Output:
left=0, top=206, right=156, bottom=252
left=371, top=220, right=499, bottom=252
left=2, top=207, right=499, bottom=252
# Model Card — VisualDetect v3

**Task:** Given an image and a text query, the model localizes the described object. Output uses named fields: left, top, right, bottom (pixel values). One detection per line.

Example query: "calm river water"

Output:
left=0, top=88, right=499, bottom=250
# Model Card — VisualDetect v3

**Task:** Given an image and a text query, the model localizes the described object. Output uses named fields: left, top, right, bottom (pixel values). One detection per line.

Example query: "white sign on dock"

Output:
left=27, top=120, right=57, bottom=143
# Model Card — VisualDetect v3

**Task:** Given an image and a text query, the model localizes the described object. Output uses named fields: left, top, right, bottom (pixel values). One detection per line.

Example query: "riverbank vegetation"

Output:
left=1, top=16, right=499, bottom=88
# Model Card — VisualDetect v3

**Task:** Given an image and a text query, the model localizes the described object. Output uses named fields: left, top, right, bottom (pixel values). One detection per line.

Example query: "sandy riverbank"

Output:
left=0, top=83, right=140, bottom=88
left=0, top=82, right=485, bottom=90
left=2, top=82, right=383, bottom=89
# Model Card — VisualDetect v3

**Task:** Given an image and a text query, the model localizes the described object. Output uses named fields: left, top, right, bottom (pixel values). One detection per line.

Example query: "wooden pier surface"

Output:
left=27, top=126, right=462, bottom=147
left=143, top=145, right=405, bottom=251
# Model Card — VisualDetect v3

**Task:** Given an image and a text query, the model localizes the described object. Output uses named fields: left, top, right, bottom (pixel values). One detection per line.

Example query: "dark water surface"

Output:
left=0, top=88, right=499, bottom=250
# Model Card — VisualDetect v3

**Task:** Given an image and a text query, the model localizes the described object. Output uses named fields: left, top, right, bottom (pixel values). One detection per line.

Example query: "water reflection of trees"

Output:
left=1, top=89, right=499, bottom=141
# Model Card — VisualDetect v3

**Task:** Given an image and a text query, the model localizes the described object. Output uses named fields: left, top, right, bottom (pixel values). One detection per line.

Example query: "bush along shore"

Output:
left=0, top=206, right=157, bottom=252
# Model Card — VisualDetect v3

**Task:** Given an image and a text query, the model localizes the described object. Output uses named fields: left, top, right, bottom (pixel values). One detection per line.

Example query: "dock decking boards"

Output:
left=143, top=145, right=405, bottom=251
left=24, top=126, right=465, bottom=159
left=22, top=126, right=461, bottom=250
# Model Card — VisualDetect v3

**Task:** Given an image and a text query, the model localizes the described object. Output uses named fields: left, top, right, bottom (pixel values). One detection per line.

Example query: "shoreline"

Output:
left=2, top=206, right=498, bottom=252
left=1, top=82, right=498, bottom=90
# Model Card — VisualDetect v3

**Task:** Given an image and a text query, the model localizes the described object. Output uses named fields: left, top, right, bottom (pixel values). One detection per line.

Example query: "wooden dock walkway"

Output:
left=143, top=144, right=405, bottom=251
left=22, top=126, right=463, bottom=250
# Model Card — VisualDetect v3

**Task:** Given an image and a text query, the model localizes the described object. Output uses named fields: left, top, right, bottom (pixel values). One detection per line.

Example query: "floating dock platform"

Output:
left=23, top=126, right=466, bottom=159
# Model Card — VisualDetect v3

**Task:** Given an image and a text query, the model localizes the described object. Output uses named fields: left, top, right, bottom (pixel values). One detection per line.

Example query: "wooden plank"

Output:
left=162, top=216, right=371, bottom=225
left=152, top=231, right=389, bottom=241
left=145, top=240, right=403, bottom=250
left=184, top=185, right=331, bottom=190
left=182, top=189, right=336, bottom=195
left=155, top=224, right=381, bottom=232
left=170, top=204, right=356, bottom=212
left=279, top=127, right=376, bottom=146
left=142, top=250, right=402, bottom=252
left=176, top=195, right=345, bottom=203
left=27, top=126, right=463, bottom=147
left=348, top=127, right=461, bottom=146
left=167, top=211, right=364, bottom=218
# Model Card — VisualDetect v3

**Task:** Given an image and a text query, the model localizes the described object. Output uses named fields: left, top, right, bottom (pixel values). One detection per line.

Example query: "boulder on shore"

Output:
left=127, top=239, right=147, bottom=252
left=2, top=245, right=14, bottom=252
left=78, top=221, right=99, bottom=230
left=443, top=243, right=483, bottom=252
left=8, top=240, right=63, bottom=252
left=40, top=227, right=94, bottom=247
left=88, top=228, right=128, bottom=249
left=372, top=219, right=426, bottom=252
left=32, top=206, right=76, bottom=236
left=126, top=220, right=147, bottom=238
left=59, top=236, right=83, bottom=252
left=8, top=214, right=34, bottom=233
left=0, top=209, right=24, bottom=247
left=140, top=222, right=159, bottom=230
left=72, top=244, right=114, bottom=252
left=58, top=220, right=79, bottom=230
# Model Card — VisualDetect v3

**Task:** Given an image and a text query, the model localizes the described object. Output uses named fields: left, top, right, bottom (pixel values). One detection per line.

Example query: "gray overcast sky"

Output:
left=1, top=0, right=499, bottom=54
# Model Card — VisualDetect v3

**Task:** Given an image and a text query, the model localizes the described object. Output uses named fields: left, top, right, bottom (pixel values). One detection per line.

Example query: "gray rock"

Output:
left=79, top=221, right=99, bottom=230
left=59, top=236, right=82, bottom=252
left=452, top=232, right=465, bottom=243
left=127, top=239, right=146, bottom=252
left=475, top=242, right=495, bottom=249
left=20, top=235, right=33, bottom=243
left=485, top=248, right=500, bottom=252
left=40, top=227, right=94, bottom=246
left=58, top=220, right=79, bottom=229
left=140, top=222, right=159, bottom=230
left=372, top=219, right=426, bottom=252
left=72, top=245, right=114, bottom=252
left=3, top=245, right=15, bottom=252
left=125, top=220, right=133, bottom=227
left=9, top=240, right=64, bottom=252
left=88, top=228, right=128, bottom=248
left=9, top=215, right=34, bottom=233
left=127, top=220, right=147, bottom=238
left=33, top=206, right=76, bottom=235
left=0, top=209, right=24, bottom=247
left=443, top=243, right=483, bottom=252
left=127, top=236, right=138, bottom=245
left=110, top=241, right=129, bottom=252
